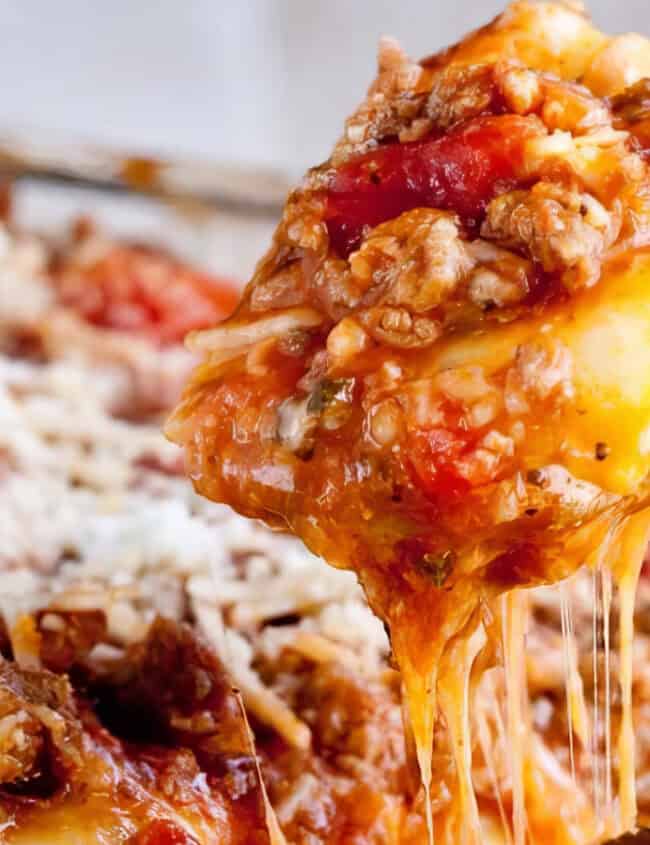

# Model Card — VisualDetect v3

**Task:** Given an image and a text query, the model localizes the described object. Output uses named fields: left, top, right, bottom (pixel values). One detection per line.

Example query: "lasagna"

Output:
left=166, top=2, right=650, bottom=843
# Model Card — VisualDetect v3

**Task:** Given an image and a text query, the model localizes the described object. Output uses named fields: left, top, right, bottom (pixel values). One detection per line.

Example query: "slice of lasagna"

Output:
left=167, top=3, right=650, bottom=841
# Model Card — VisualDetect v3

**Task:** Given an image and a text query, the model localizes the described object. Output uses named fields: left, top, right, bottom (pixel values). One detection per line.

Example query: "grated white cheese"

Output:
left=0, top=234, right=388, bottom=746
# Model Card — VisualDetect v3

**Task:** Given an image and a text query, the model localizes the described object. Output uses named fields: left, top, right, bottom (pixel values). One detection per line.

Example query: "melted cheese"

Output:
left=614, top=510, right=650, bottom=833
left=393, top=633, right=440, bottom=845
left=502, top=591, right=528, bottom=845
left=439, top=621, right=487, bottom=845
left=446, top=1, right=608, bottom=80
left=390, top=589, right=478, bottom=845
left=391, top=510, right=650, bottom=845
left=429, top=250, right=650, bottom=495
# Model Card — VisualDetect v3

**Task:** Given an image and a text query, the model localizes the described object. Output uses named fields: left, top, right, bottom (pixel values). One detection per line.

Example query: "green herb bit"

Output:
left=307, top=378, right=355, bottom=414
left=417, top=550, right=456, bottom=587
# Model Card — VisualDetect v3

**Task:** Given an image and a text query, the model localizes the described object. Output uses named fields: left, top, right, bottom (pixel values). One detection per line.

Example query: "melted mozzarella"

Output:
left=447, top=1, right=607, bottom=80
left=614, top=510, right=650, bottom=832
left=502, top=591, right=528, bottom=845
left=439, top=621, right=487, bottom=845
left=430, top=249, right=650, bottom=496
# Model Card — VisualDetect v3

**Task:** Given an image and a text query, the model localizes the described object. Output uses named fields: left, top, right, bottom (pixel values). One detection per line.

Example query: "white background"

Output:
left=1, top=1, right=647, bottom=173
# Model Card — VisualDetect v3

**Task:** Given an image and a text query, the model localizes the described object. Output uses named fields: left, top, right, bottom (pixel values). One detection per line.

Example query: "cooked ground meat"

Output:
left=481, top=183, right=620, bottom=290
left=0, top=660, right=82, bottom=794
left=349, top=209, right=470, bottom=313
left=257, top=654, right=423, bottom=844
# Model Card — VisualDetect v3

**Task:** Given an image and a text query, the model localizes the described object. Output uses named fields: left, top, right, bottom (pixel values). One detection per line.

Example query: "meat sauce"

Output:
left=175, top=112, right=576, bottom=577
left=0, top=620, right=270, bottom=845
left=169, top=68, right=650, bottom=644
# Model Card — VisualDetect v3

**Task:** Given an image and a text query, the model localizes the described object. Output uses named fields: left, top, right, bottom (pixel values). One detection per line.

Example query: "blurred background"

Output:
left=2, top=0, right=648, bottom=178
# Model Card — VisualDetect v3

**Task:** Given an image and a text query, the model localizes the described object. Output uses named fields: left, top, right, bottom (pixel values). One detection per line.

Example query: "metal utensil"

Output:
left=0, top=129, right=289, bottom=216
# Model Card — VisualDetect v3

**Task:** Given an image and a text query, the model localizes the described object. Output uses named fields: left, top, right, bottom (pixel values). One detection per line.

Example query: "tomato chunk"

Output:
left=408, top=428, right=474, bottom=503
left=325, top=115, right=539, bottom=257
left=58, top=244, right=240, bottom=346
left=132, top=819, right=200, bottom=845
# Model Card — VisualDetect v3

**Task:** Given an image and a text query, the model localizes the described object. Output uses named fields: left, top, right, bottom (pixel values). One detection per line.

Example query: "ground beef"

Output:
left=481, top=183, right=620, bottom=290
left=0, top=660, right=82, bottom=794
